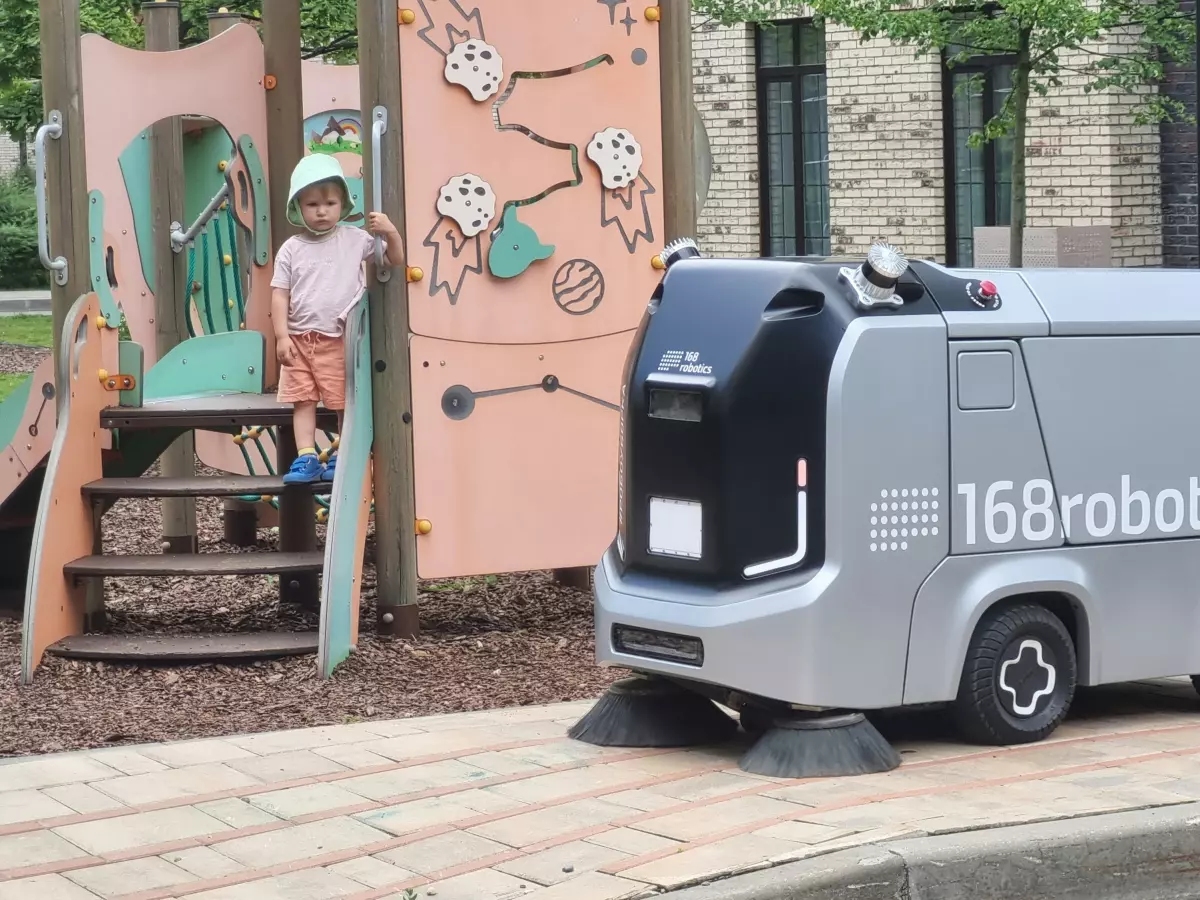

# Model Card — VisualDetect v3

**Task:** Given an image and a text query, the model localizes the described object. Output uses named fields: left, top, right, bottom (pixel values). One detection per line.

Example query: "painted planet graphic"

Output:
left=552, top=259, right=605, bottom=316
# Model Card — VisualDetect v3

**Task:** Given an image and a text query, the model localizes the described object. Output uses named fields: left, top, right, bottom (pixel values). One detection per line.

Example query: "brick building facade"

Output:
left=693, top=8, right=1199, bottom=269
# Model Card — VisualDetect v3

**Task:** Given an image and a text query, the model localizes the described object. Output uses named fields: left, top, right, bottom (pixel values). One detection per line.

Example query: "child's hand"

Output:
left=277, top=334, right=298, bottom=367
left=367, top=212, right=398, bottom=236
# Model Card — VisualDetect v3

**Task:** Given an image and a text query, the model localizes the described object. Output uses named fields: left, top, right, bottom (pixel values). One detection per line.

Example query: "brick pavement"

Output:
left=2, top=678, right=1200, bottom=899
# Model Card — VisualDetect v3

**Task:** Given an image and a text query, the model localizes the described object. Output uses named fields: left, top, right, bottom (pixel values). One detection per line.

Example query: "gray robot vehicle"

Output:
left=578, top=238, right=1200, bottom=768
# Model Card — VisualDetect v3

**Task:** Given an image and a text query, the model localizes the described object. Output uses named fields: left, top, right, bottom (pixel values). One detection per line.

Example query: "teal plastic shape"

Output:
left=87, top=191, right=123, bottom=326
left=183, top=126, right=238, bottom=335
left=142, top=331, right=265, bottom=402
left=237, top=135, right=271, bottom=266
left=0, top=374, right=33, bottom=450
left=487, top=205, right=554, bottom=279
left=317, top=296, right=372, bottom=679
left=118, top=129, right=156, bottom=293
left=118, top=341, right=144, bottom=407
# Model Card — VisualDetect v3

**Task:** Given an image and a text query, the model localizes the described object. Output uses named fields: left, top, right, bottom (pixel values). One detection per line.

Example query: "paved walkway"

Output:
left=2, top=679, right=1200, bottom=899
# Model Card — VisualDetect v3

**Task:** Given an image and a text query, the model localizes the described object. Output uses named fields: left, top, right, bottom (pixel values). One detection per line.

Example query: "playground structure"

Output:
left=10, top=0, right=697, bottom=683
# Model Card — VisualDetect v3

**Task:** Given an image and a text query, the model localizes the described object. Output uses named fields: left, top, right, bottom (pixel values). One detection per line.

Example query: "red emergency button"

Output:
left=980, top=280, right=997, bottom=298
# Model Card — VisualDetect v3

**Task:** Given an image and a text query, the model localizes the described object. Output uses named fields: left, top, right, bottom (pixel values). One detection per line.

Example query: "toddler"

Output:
left=271, top=154, right=404, bottom=484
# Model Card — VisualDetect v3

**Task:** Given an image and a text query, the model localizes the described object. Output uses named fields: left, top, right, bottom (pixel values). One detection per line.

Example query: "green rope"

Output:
left=214, top=221, right=233, bottom=332
left=225, top=208, right=246, bottom=326
left=253, top=432, right=274, bottom=475
left=185, top=246, right=197, bottom=338
left=200, top=229, right=216, bottom=335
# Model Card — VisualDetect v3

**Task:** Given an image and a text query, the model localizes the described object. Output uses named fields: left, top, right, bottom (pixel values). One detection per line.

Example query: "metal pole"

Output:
left=359, top=0, right=419, bottom=637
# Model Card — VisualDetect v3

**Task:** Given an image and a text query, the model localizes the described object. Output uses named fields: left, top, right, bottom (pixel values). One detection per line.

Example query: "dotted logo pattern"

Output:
left=658, top=351, right=684, bottom=372
left=870, top=487, right=940, bottom=553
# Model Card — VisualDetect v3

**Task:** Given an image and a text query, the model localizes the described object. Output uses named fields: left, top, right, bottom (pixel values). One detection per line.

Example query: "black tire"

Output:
left=952, top=602, right=1077, bottom=745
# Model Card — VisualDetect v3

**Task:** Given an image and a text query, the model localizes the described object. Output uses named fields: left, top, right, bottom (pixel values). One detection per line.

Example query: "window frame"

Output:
left=941, top=49, right=1019, bottom=267
left=754, top=18, right=829, bottom=258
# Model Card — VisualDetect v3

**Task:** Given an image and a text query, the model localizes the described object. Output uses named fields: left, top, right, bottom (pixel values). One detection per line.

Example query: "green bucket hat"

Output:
left=286, top=154, right=354, bottom=233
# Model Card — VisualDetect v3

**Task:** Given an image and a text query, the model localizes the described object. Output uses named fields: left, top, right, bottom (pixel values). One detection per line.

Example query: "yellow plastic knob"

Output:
left=645, top=6, right=661, bottom=21
left=218, top=159, right=228, bottom=172
left=227, top=298, right=235, bottom=309
left=95, top=315, right=107, bottom=329
left=399, top=8, right=416, bottom=24
left=97, top=369, right=109, bottom=383
left=650, top=254, right=666, bottom=270
left=407, top=266, right=424, bottom=283
left=416, top=518, right=433, bottom=535
left=223, top=254, right=232, bottom=266
left=317, top=508, right=329, bottom=523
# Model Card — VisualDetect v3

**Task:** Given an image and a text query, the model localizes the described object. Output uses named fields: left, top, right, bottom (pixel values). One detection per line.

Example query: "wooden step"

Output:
left=46, top=631, right=318, bottom=662
left=101, top=393, right=339, bottom=433
left=82, top=476, right=332, bottom=500
left=64, top=551, right=324, bottom=578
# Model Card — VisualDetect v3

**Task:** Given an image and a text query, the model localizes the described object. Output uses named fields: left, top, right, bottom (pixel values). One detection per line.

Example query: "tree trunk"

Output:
left=1009, top=26, right=1033, bottom=268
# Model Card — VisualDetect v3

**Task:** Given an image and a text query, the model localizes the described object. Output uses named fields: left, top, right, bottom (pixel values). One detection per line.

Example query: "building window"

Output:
left=943, top=55, right=1016, bottom=266
left=756, top=20, right=830, bottom=257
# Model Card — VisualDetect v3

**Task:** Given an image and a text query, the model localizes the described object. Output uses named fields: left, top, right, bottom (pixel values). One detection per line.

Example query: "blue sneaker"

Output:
left=321, top=451, right=338, bottom=482
left=283, top=453, right=323, bottom=485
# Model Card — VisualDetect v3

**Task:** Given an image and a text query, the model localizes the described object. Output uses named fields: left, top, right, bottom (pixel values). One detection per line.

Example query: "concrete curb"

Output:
left=0, top=291, right=51, bottom=315
left=665, top=801, right=1200, bottom=899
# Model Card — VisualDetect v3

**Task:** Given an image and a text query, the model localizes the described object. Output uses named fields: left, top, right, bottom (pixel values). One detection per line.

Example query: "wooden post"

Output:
left=208, top=8, right=261, bottom=548
left=359, top=0, right=419, bottom=637
left=38, top=0, right=91, bottom=377
left=263, top=0, right=318, bottom=609
left=263, top=0, right=305, bottom=265
left=657, top=0, right=698, bottom=243
left=144, top=0, right=198, bottom=555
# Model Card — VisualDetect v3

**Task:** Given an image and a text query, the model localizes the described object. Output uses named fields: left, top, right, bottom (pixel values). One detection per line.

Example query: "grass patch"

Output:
left=0, top=372, right=27, bottom=404
left=0, top=314, right=53, bottom=348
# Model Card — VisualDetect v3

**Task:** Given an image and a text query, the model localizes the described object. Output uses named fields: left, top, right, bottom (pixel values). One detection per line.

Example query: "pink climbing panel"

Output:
left=0, top=358, right=57, bottom=506
left=411, top=332, right=630, bottom=578
left=398, top=0, right=666, bottom=345
left=400, top=0, right=665, bottom=576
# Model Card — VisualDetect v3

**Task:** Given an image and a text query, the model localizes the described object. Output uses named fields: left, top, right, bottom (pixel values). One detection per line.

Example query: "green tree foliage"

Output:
left=692, top=0, right=1197, bottom=266
left=0, top=0, right=359, bottom=142
left=0, top=169, right=47, bottom=289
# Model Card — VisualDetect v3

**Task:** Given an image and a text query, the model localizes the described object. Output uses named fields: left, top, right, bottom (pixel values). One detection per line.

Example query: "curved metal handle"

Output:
left=35, top=111, right=68, bottom=286
left=371, top=106, right=391, bottom=284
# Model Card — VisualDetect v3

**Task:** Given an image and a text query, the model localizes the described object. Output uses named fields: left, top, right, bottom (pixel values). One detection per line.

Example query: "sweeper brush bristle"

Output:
left=738, top=711, right=901, bottom=778
left=568, top=677, right=739, bottom=748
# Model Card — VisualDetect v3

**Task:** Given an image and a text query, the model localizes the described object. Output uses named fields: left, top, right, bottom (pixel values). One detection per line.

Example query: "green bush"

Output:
left=0, top=167, right=48, bottom=290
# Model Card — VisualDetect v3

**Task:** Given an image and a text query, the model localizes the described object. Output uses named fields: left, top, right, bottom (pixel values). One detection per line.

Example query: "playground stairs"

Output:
left=57, top=395, right=338, bottom=662
left=20, top=293, right=374, bottom=685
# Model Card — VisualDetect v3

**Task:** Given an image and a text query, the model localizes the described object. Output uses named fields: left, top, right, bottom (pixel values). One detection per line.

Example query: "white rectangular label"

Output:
left=648, top=497, right=702, bottom=559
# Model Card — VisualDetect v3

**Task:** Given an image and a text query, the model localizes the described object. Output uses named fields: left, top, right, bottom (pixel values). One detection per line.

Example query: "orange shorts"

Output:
left=277, top=331, right=346, bottom=411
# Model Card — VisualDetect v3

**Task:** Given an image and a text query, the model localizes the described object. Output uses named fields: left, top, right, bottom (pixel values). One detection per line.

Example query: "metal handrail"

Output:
left=170, top=181, right=231, bottom=252
left=371, top=105, right=391, bottom=283
left=34, top=111, right=68, bottom=286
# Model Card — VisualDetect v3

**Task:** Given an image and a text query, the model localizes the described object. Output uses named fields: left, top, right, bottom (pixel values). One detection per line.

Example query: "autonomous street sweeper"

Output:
left=569, top=237, right=1200, bottom=779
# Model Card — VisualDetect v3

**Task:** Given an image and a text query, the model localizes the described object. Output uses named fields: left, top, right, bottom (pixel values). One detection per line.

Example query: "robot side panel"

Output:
left=948, top=340, right=1063, bottom=555
left=1023, top=335, right=1200, bottom=546
left=810, top=315, right=950, bottom=707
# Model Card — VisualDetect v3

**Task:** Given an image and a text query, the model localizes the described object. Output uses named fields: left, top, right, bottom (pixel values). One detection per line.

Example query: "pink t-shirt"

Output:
left=270, top=225, right=383, bottom=337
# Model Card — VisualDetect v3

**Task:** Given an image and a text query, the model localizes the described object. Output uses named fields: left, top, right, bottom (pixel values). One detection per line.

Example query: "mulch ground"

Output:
left=0, top=342, right=620, bottom=759
left=0, top=341, right=50, bottom=375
